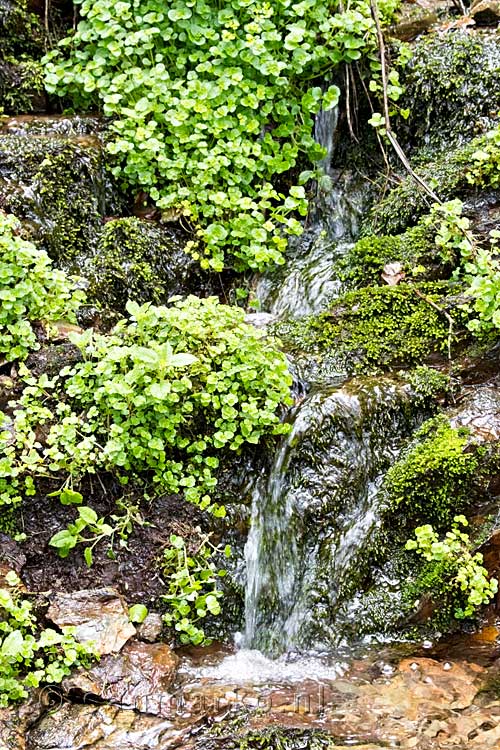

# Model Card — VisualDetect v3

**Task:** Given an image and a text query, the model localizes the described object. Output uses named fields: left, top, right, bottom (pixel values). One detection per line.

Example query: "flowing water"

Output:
left=242, top=379, right=416, bottom=657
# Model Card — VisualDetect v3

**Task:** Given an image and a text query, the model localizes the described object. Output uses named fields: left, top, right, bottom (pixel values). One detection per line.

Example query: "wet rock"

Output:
left=137, top=612, right=163, bottom=642
left=88, top=217, right=210, bottom=313
left=63, top=641, right=178, bottom=716
left=389, top=11, right=438, bottom=42
left=471, top=0, right=500, bottom=24
left=450, top=386, right=500, bottom=442
left=46, top=588, right=136, bottom=655
left=0, top=121, right=121, bottom=267
left=26, top=704, right=189, bottom=750
left=25, top=343, right=82, bottom=378
left=244, top=312, right=277, bottom=328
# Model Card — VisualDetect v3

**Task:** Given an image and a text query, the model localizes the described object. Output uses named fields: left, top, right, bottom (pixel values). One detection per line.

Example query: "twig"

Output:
left=414, top=288, right=454, bottom=361
left=370, top=0, right=442, bottom=205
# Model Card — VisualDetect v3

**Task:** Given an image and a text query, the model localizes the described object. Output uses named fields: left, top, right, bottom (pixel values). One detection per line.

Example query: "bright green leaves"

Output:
left=406, top=516, right=498, bottom=620
left=0, top=573, right=95, bottom=706
left=162, top=533, right=227, bottom=646
left=6, top=295, right=291, bottom=531
left=43, top=0, right=393, bottom=272
left=0, top=213, right=84, bottom=363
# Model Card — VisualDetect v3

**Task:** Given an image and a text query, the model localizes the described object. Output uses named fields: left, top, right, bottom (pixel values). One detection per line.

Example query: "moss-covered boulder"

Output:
left=0, top=126, right=108, bottom=266
left=274, top=282, right=468, bottom=377
left=88, top=217, right=210, bottom=313
left=400, top=30, right=500, bottom=150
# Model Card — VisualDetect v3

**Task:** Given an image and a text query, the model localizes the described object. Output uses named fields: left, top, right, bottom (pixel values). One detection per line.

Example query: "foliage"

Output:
left=384, top=417, right=479, bottom=526
left=44, top=0, right=400, bottom=272
left=466, top=123, right=500, bottom=189
left=161, top=532, right=229, bottom=645
left=274, top=282, right=466, bottom=373
left=0, top=571, right=96, bottom=706
left=1, top=298, right=292, bottom=520
left=405, top=516, right=498, bottom=620
left=0, top=212, right=84, bottom=363
left=0, top=58, right=44, bottom=114
left=49, top=500, right=144, bottom=566
left=405, top=365, right=450, bottom=401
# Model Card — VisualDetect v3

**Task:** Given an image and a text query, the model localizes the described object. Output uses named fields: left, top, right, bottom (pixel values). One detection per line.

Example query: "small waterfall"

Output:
left=255, top=108, right=370, bottom=319
left=314, top=106, right=339, bottom=175
left=243, top=379, right=415, bottom=656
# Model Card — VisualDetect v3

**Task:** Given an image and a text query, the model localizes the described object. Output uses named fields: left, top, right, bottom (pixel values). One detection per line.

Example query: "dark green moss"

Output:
left=0, top=0, right=45, bottom=114
left=89, top=217, right=206, bottom=313
left=0, top=133, right=104, bottom=265
left=400, top=30, right=500, bottom=149
left=367, top=132, right=499, bottom=235
left=341, top=218, right=455, bottom=288
left=201, top=723, right=337, bottom=750
left=274, top=282, right=468, bottom=374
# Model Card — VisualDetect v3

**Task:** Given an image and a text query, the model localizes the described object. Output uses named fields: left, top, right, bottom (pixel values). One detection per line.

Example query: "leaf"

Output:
left=49, top=530, right=77, bottom=549
left=169, top=353, right=198, bottom=368
left=59, top=489, right=83, bottom=505
left=84, top=547, right=93, bottom=566
left=1, top=630, right=24, bottom=656
left=128, top=603, right=148, bottom=623
left=78, top=506, right=98, bottom=524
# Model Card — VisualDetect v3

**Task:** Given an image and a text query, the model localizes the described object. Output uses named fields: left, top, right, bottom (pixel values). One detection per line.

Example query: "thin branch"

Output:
left=370, top=0, right=442, bottom=205
left=414, top=288, right=455, bottom=361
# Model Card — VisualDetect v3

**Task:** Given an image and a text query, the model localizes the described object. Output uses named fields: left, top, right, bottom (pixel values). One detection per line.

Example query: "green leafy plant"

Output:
left=2, top=296, right=291, bottom=520
left=405, top=516, right=498, bottom=620
left=0, top=571, right=96, bottom=705
left=161, top=532, right=230, bottom=645
left=44, top=0, right=399, bottom=272
left=49, top=500, right=144, bottom=566
left=0, top=212, right=84, bottom=362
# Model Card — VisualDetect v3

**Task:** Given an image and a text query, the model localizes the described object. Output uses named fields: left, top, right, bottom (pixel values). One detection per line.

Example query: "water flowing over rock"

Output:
left=244, top=377, right=418, bottom=655
left=62, top=641, right=178, bottom=716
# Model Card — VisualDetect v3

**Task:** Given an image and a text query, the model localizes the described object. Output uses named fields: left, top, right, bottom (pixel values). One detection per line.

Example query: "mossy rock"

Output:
left=274, top=282, right=469, bottom=375
left=340, top=218, right=456, bottom=288
left=400, top=30, right=500, bottom=150
left=200, top=724, right=337, bottom=750
left=88, top=217, right=211, bottom=313
left=367, top=133, right=500, bottom=235
left=0, top=131, right=107, bottom=265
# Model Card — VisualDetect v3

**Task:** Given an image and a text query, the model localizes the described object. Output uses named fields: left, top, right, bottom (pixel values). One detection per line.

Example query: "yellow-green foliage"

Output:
left=276, top=283, right=466, bottom=372
left=384, top=418, right=479, bottom=526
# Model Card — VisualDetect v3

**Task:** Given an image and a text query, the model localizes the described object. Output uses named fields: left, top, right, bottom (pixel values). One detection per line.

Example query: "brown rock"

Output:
left=63, top=641, right=179, bottom=717
left=46, top=588, right=136, bottom=655
left=136, top=612, right=163, bottom=643
left=471, top=0, right=500, bottom=25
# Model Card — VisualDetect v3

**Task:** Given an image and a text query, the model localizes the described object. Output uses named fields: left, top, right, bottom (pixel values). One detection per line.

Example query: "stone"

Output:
left=46, top=588, right=136, bottom=655
left=136, top=612, right=163, bottom=643
left=471, top=0, right=500, bottom=25
left=62, top=641, right=179, bottom=717
left=26, top=704, right=190, bottom=750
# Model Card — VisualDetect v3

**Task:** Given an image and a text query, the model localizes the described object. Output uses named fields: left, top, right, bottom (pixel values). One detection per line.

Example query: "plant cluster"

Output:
left=161, top=532, right=229, bottom=645
left=0, top=213, right=84, bottom=362
left=44, top=0, right=399, bottom=272
left=0, top=571, right=95, bottom=705
left=405, top=516, right=498, bottom=620
left=1, top=295, right=291, bottom=519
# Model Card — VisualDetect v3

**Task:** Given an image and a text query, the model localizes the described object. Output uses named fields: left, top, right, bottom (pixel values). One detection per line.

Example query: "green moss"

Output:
left=367, top=131, right=500, bottom=235
left=0, top=134, right=104, bottom=265
left=89, top=217, right=201, bottom=313
left=275, top=282, right=468, bottom=373
left=400, top=30, right=500, bottom=149
left=383, top=417, right=479, bottom=526
left=405, top=365, right=451, bottom=401
left=341, top=218, right=455, bottom=288
left=203, top=724, right=336, bottom=750
left=0, top=0, right=45, bottom=114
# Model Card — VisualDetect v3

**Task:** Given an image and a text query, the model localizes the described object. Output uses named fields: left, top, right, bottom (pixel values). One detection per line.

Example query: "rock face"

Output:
left=471, top=0, right=500, bottom=25
left=62, top=641, right=179, bottom=717
left=46, top=588, right=136, bottom=655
